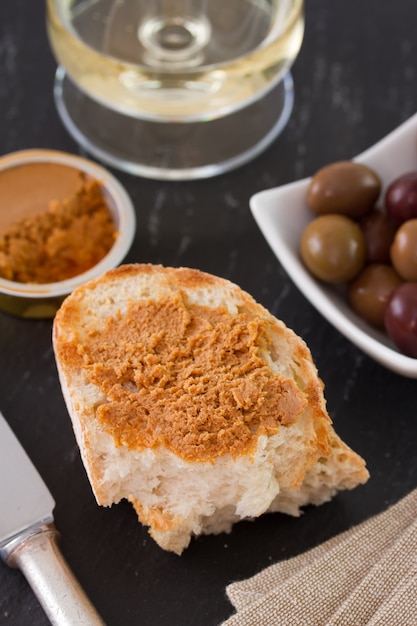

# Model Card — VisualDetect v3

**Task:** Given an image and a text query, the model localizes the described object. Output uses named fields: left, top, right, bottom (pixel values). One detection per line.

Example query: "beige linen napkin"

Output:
left=223, top=489, right=417, bottom=625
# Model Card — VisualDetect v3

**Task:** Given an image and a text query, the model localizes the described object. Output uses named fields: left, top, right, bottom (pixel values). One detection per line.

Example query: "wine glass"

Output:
left=46, top=0, right=304, bottom=180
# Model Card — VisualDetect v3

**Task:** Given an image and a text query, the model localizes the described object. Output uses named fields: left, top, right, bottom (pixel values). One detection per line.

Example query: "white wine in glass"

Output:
left=46, top=0, right=304, bottom=179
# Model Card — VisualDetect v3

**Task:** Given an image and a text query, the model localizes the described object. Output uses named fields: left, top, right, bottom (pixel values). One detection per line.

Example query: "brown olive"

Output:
left=390, top=218, right=417, bottom=281
left=348, top=264, right=402, bottom=329
left=360, top=209, right=397, bottom=263
left=300, top=214, right=366, bottom=283
left=307, top=161, right=381, bottom=218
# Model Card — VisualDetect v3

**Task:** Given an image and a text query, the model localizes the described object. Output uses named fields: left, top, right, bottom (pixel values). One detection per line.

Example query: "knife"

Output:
left=0, top=411, right=104, bottom=625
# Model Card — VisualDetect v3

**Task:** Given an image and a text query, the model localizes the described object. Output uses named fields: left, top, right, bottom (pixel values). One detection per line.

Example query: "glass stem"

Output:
left=138, top=0, right=211, bottom=66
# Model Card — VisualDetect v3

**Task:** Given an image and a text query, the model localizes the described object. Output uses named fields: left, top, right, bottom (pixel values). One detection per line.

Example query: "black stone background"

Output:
left=0, top=1, right=416, bottom=624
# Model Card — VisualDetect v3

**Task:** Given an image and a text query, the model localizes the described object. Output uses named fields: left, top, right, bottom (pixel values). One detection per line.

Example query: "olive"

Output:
left=384, top=282, right=417, bottom=357
left=307, top=161, right=381, bottom=218
left=360, top=209, right=397, bottom=263
left=300, top=214, right=366, bottom=283
left=348, top=264, right=402, bottom=329
left=385, top=171, right=417, bottom=223
left=390, top=219, right=417, bottom=281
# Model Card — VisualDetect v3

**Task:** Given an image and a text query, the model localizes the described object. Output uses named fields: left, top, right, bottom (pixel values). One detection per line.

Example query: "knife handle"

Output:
left=4, top=524, right=105, bottom=626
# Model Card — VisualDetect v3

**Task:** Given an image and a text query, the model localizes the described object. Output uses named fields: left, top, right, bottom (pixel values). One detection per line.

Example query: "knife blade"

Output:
left=0, top=411, right=104, bottom=625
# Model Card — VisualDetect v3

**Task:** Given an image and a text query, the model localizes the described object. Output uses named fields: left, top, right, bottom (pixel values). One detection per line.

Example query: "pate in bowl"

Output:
left=0, top=150, right=136, bottom=318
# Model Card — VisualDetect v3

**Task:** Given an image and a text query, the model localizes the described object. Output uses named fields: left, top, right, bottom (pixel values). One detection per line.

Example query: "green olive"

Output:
left=300, top=214, right=366, bottom=283
left=307, top=161, right=381, bottom=218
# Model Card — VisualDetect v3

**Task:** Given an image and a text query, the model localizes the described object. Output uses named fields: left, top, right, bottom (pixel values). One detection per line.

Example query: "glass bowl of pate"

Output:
left=0, top=149, right=136, bottom=318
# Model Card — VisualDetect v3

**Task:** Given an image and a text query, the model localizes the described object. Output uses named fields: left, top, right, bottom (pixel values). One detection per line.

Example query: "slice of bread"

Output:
left=53, top=264, right=369, bottom=554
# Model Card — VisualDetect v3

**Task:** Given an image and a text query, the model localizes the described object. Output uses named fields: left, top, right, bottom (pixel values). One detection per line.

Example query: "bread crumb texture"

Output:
left=0, top=173, right=117, bottom=283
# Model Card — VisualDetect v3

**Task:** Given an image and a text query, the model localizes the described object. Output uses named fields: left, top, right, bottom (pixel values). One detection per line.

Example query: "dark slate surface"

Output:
left=1, top=1, right=417, bottom=624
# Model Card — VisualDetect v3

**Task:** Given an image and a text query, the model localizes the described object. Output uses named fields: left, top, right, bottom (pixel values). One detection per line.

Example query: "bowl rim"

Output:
left=250, top=113, right=417, bottom=377
left=0, top=149, right=136, bottom=298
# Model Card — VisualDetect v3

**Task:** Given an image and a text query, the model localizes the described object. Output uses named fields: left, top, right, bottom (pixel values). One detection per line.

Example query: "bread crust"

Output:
left=53, top=264, right=369, bottom=554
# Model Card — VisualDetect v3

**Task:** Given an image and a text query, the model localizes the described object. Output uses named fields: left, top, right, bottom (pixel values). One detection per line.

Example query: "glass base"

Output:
left=53, top=67, right=294, bottom=181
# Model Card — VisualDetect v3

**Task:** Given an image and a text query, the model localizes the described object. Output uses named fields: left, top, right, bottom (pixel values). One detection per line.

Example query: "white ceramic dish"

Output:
left=0, top=149, right=136, bottom=318
left=250, top=112, right=417, bottom=378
